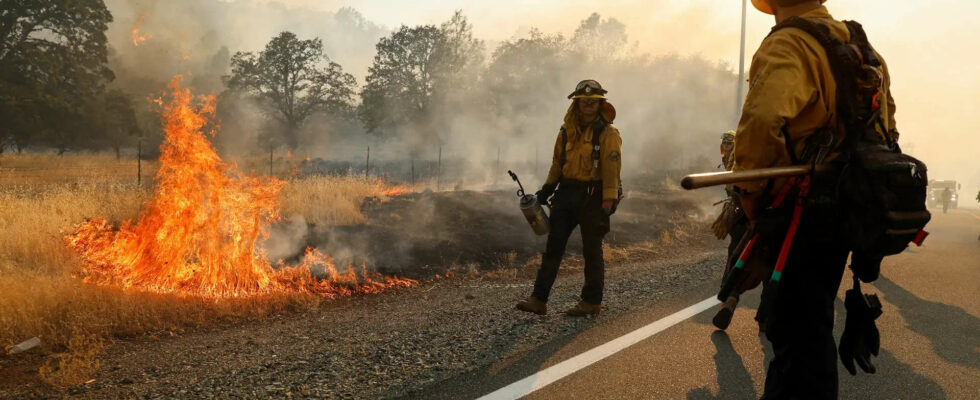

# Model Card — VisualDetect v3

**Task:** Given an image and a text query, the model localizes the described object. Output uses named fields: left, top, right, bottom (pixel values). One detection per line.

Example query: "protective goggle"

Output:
left=568, top=80, right=608, bottom=99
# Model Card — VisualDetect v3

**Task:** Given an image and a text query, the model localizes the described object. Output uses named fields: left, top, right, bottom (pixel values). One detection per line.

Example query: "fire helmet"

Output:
left=721, top=131, right=736, bottom=143
left=751, top=0, right=827, bottom=15
left=568, top=79, right=608, bottom=99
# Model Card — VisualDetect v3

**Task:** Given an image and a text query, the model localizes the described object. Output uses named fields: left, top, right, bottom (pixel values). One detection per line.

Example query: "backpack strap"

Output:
left=591, top=117, right=608, bottom=172
left=768, top=17, right=878, bottom=161
left=559, top=126, right=568, bottom=171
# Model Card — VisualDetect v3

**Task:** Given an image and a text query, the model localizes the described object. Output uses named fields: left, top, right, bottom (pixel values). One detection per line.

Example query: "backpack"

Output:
left=769, top=18, right=930, bottom=282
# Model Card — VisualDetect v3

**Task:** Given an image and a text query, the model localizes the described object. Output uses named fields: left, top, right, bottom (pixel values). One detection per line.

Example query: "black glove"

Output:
left=850, top=252, right=882, bottom=283
left=535, top=183, right=557, bottom=204
left=610, top=186, right=623, bottom=214
left=839, top=281, right=883, bottom=375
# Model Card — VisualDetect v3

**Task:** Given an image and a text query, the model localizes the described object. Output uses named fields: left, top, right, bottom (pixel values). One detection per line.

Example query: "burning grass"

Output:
left=64, top=77, right=415, bottom=298
left=0, top=167, right=412, bottom=385
left=0, top=79, right=416, bottom=385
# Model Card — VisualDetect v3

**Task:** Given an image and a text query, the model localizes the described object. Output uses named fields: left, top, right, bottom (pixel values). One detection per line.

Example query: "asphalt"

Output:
left=419, top=207, right=980, bottom=399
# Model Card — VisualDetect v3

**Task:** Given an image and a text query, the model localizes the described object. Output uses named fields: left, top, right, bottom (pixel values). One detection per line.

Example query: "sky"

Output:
left=191, top=0, right=980, bottom=200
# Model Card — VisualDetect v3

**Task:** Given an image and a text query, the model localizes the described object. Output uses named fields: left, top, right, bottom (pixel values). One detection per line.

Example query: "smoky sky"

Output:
left=102, top=0, right=980, bottom=201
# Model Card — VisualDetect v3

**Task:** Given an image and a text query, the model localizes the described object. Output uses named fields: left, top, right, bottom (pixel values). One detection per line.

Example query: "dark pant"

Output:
left=531, top=184, right=610, bottom=305
left=761, top=200, right=849, bottom=400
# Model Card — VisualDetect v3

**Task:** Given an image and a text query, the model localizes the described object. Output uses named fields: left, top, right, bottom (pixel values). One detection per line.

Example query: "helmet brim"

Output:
left=752, top=0, right=827, bottom=15
left=751, top=0, right=774, bottom=15
left=572, top=94, right=606, bottom=99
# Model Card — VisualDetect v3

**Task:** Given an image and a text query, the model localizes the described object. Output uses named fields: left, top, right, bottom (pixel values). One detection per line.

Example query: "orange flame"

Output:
left=65, top=76, right=416, bottom=298
left=372, top=180, right=414, bottom=197
left=130, top=14, right=151, bottom=46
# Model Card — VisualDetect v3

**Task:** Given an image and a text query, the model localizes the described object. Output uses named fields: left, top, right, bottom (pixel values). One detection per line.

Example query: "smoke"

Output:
left=99, top=1, right=980, bottom=202
left=102, top=1, right=740, bottom=193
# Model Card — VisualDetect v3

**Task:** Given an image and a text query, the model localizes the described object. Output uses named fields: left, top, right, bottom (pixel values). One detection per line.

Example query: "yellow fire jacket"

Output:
left=544, top=100, right=623, bottom=200
left=733, top=6, right=896, bottom=193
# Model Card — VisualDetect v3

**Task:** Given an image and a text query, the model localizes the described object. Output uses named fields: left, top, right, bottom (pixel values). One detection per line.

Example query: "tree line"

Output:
left=2, top=2, right=735, bottom=170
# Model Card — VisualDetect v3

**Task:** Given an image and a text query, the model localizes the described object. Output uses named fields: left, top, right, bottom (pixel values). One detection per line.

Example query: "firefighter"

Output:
left=734, top=0, right=897, bottom=397
left=515, top=79, right=622, bottom=317
left=720, top=131, right=736, bottom=170
left=710, top=131, right=754, bottom=331
left=941, top=187, right=952, bottom=213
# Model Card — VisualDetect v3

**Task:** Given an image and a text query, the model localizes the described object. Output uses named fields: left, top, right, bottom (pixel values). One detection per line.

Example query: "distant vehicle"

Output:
left=927, top=180, right=960, bottom=209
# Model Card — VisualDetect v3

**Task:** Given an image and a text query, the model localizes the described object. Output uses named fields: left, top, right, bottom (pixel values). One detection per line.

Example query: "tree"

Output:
left=0, top=0, right=114, bottom=153
left=432, top=10, right=485, bottom=97
left=359, top=11, right=484, bottom=140
left=224, top=31, right=357, bottom=149
left=98, top=89, right=141, bottom=159
left=359, top=25, right=441, bottom=138
left=486, top=29, right=568, bottom=123
left=570, top=13, right=629, bottom=61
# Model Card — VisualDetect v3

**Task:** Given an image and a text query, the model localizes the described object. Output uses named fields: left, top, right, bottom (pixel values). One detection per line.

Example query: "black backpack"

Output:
left=770, top=18, right=930, bottom=282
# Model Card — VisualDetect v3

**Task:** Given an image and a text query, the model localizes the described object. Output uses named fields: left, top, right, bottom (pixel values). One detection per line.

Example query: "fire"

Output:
left=130, top=14, right=151, bottom=46
left=372, top=180, right=414, bottom=197
left=65, top=76, right=416, bottom=298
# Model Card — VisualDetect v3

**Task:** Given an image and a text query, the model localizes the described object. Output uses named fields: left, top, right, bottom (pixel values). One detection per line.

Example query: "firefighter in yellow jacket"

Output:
left=735, top=1, right=897, bottom=398
left=516, top=79, right=622, bottom=316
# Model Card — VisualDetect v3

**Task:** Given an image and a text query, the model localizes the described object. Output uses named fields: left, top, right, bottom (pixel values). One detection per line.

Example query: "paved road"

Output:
left=422, top=208, right=980, bottom=399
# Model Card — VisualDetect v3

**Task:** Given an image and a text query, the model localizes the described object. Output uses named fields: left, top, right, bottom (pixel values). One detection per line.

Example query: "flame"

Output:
left=65, top=76, right=416, bottom=298
left=372, top=180, right=414, bottom=197
left=130, top=14, right=151, bottom=46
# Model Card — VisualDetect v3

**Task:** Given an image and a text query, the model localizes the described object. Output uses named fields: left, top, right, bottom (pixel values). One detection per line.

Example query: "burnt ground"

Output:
left=309, top=188, right=713, bottom=277
left=0, top=187, right=728, bottom=399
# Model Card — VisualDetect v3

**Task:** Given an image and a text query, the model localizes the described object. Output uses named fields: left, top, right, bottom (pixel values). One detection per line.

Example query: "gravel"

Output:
left=1, top=233, right=725, bottom=399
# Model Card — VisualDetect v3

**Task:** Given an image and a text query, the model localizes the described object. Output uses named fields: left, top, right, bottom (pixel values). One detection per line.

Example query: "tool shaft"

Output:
left=681, top=164, right=831, bottom=190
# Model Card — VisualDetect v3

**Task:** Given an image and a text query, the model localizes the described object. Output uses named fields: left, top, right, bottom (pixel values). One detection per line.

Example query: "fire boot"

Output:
left=566, top=300, right=601, bottom=316
left=516, top=296, right=547, bottom=315
left=712, top=296, right=739, bottom=330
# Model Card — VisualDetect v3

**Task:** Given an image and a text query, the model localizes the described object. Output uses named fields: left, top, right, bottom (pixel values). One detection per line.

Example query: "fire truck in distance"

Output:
left=927, top=179, right=960, bottom=209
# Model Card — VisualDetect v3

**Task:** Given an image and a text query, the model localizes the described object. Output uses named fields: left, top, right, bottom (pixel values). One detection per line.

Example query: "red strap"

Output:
left=769, top=177, right=798, bottom=209
left=912, top=230, right=929, bottom=246
left=773, top=176, right=811, bottom=274
left=738, top=233, right=760, bottom=263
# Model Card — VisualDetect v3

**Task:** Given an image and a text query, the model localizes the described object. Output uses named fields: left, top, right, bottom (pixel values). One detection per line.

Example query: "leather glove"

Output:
left=535, top=183, right=557, bottom=204
left=711, top=200, right=738, bottom=240
left=839, top=283, right=883, bottom=375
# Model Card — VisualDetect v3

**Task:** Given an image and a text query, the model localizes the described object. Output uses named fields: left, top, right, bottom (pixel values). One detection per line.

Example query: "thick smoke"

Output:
left=103, top=1, right=737, bottom=191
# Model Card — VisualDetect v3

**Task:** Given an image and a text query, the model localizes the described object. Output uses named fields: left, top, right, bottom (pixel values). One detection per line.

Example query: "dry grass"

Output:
left=0, top=153, right=157, bottom=187
left=281, top=175, right=394, bottom=226
left=0, top=154, right=397, bottom=385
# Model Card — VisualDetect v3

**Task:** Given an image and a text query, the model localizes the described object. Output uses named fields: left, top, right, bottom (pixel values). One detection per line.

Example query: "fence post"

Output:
left=137, top=137, right=142, bottom=188
left=365, top=145, right=370, bottom=178
left=496, top=145, right=500, bottom=185
left=437, top=143, right=442, bottom=191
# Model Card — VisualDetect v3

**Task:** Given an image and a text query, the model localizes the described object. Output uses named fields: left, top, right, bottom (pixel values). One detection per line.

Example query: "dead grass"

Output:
left=0, top=154, right=393, bottom=386
left=0, top=153, right=158, bottom=187
left=281, top=175, right=394, bottom=226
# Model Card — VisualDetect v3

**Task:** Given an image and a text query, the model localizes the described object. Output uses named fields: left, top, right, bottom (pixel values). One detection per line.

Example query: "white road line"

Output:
left=477, top=296, right=719, bottom=400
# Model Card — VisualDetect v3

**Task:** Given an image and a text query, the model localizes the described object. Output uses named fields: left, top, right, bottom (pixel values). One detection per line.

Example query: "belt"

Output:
left=559, top=178, right=601, bottom=189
